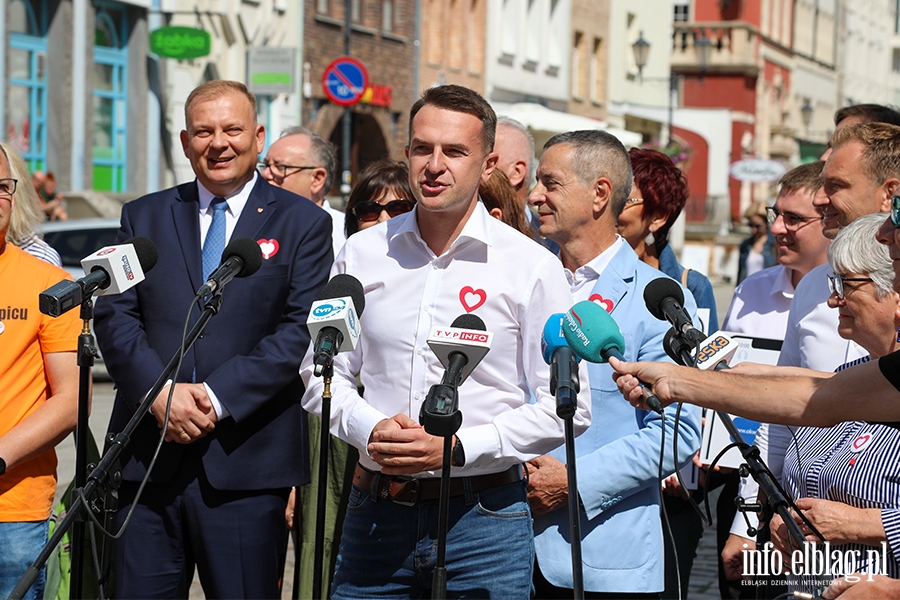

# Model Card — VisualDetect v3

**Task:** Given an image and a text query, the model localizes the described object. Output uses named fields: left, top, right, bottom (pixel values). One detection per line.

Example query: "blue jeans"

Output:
left=0, top=520, right=48, bottom=600
left=332, top=478, right=534, bottom=599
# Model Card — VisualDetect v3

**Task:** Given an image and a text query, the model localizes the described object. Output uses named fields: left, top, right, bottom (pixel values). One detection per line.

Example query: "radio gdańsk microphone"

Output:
left=563, top=300, right=663, bottom=414
left=197, top=237, right=263, bottom=297
left=421, top=314, right=491, bottom=436
left=643, top=278, right=706, bottom=348
left=694, top=332, right=740, bottom=371
left=308, top=274, right=366, bottom=377
left=541, top=313, right=581, bottom=419
left=39, top=236, right=159, bottom=317
left=426, top=314, right=492, bottom=387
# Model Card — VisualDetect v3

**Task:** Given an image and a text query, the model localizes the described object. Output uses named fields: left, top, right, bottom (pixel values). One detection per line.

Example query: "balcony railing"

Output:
left=672, top=22, right=760, bottom=76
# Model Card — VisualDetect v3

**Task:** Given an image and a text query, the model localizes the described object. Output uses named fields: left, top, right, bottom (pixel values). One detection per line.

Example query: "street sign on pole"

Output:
left=322, top=57, right=369, bottom=107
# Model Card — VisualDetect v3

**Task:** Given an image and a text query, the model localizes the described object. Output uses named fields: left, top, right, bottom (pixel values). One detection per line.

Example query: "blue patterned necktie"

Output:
left=202, top=197, right=228, bottom=282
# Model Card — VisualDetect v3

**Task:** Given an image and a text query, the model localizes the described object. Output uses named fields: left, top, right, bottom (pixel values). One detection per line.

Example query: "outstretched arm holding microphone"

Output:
left=609, top=356, right=900, bottom=426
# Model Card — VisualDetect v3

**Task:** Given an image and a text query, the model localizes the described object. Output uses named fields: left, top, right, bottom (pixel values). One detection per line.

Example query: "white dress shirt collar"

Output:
left=566, top=236, right=627, bottom=300
left=390, top=198, right=493, bottom=258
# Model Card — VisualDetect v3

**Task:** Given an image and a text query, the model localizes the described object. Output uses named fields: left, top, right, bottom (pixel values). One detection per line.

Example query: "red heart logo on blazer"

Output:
left=589, top=294, right=614, bottom=313
left=257, top=238, right=280, bottom=259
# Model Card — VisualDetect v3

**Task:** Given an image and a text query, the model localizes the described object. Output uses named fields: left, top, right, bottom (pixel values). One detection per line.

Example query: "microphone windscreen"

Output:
left=541, top=313, right=568, bottom=365
left=123, top=236, right=159, bottom=273
left=563, top=300, right=625, bottom=363
left=450, top=313, right=486, bottom=331
left=318, top=273, right=366, bottom=316
left=643, top=277, right=684, bottom=322
left=222, top=238, right=264, bottom=278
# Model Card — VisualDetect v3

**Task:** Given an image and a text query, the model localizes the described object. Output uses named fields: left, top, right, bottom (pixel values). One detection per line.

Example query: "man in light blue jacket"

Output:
left=527, top=130, right=702, bottom=597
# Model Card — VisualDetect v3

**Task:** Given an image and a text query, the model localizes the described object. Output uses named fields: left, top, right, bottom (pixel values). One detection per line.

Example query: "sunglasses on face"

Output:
left=353, top=199, right=415, bottom=222
left=827, top=274, right=874, bottom=300
left=892, top=195, right=900, bottom=227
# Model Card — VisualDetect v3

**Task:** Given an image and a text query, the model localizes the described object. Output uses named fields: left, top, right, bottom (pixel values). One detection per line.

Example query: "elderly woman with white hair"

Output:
left=765, top=213, right=900, bottom=592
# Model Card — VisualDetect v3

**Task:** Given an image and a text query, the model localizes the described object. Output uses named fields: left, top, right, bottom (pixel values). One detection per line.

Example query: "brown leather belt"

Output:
left=352, top=463, right=524, bottom=505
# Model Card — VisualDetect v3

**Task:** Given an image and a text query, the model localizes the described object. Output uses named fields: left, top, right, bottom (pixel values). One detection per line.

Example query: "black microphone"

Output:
left=197, top=238, right=263, bottom=297
left=39, top=236, right=159, bottom=317
left=643, top=278, right=706, bottom=348
left=420, top=314, right=489, bottom=436
left=439, top=314, right=488, bottom=387
left=307, top=274, right=366, bottom=376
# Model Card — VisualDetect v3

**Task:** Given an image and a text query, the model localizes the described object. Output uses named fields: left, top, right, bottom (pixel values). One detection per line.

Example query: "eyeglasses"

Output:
left=766, top=206, right=819, bottom=231
left=622, top=198, right=644, bottom=210
left=353, top=199, right=415, bottom=222
left=257, top=162, right=319, bottom=179
left=891, top=195, right=900, bottom=227
left=827, top=274, right=874, bottom=300
left=0, top=178, right=18, bottom=197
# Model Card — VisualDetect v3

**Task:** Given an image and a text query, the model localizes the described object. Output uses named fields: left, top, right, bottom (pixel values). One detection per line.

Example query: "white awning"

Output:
left=492, top=102, right=644, bottom=151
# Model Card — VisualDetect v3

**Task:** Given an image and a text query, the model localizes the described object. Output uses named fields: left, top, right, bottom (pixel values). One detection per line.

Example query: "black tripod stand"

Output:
left=10, top=294, right=225, bottom=600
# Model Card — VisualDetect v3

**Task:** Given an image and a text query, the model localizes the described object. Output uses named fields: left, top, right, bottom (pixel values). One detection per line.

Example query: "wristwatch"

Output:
left=451, top=436, right=466, bottom=467
left=0, top=456, right=6, bottom=477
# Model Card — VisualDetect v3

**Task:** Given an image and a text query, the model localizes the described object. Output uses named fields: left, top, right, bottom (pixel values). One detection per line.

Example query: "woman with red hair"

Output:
left=617, top=147, right=718, bottom=329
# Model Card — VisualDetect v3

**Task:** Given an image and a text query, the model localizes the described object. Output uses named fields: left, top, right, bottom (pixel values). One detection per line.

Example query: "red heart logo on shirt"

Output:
left=459, top=286, right=487, bottom=312
left=257, top=238, right=280, bottom=259
left=589, top=294, right=614, bottom=313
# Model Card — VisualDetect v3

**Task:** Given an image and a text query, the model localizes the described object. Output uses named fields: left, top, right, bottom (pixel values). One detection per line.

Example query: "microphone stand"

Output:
left=420, top=361, right=465, bottom=600
left=9, top=293, right=225, bottom=600
left=664, top=328, right=811, bottom=579
left=311, top=360, right=333, bottom=600
left=551, top=350, right=584, bottom=600
left=68, top=295, right=98, bottom=599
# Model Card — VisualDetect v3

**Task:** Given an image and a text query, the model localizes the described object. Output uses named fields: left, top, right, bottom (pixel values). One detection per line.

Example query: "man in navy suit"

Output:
left=94, top=80, right=333, bottom=598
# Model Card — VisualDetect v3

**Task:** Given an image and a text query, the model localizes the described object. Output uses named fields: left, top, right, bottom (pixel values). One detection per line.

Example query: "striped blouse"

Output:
left=782, top=355, right=900, bottom=589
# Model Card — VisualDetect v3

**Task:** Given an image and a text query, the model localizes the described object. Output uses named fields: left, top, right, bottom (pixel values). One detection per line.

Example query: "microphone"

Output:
left=694, top=332, right=739, bottom=371
left=562, top=300, right=663, bottom=413
left=39, top=236, right=159, bottom=317
left=643, top=278, right=706, bottom=348
left=197, top=238, right=263, bottom=297
left=307, top=274, right=366, bottom=377
left=426, top=314, right=493, bottom=387
left=420, top=314, right=491, bottom=436
left=541, top=313, right=581, bottom=419
left=663, top=328, right=694, bottom=367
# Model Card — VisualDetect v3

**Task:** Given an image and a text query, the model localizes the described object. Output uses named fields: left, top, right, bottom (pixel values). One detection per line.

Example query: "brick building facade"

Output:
left=304, top=1, right=417, bottom=193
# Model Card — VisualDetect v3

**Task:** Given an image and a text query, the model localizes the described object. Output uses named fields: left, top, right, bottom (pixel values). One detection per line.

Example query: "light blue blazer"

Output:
left=533, top=242, right=703, bottom=594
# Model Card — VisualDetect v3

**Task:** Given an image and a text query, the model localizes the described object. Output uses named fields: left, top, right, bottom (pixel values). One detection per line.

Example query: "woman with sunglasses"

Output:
left=345, top=160, right=415, bottom=237
left=759, top=213, right=900, bottom=593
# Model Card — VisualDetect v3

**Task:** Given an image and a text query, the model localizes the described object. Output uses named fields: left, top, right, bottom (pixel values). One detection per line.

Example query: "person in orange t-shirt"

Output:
left=0, top=147, right=80, bottom=600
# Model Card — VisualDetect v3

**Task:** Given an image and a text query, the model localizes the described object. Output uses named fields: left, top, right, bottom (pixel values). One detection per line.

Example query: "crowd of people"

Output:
left=3, top=78, right=900, bottom=600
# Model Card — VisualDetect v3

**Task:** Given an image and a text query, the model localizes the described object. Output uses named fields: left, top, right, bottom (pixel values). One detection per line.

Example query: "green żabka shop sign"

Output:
left=150, top=26, right=211, bottom=59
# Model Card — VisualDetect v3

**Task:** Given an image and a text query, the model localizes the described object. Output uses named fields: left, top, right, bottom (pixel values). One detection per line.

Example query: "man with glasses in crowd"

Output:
left=260, top=126, right=346, bottom=255
left=0, top=156, right=80, bottom=600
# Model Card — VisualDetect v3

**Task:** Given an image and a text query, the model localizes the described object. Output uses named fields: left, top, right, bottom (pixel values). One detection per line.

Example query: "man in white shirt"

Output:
left=719, top=161, right=832, bottom=591
left=300, top=84, right=590, bottom=598
left=260, top=126, right=346, bottom=256
left=526, top=129, right=701, bottom=596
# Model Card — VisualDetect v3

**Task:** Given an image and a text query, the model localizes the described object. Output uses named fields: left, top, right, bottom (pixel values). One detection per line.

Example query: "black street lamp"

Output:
left=633, top=29, right=712, bottom=146
left=801, top=99, right=814, bottom=137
